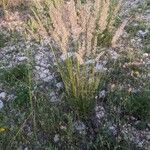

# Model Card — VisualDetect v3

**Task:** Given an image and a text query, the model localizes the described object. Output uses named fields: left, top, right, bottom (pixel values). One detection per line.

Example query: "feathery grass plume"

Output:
left=28, top=0, right=121, bottom=116
left=98, top=0, right=110, bottom=31
left=30, top=0, right=121, bottom=61
left=1, top=0, right=9, bottom=16
left=106, top=0, right=122, bottom=29
left=111, top=18, right=129, bottom=48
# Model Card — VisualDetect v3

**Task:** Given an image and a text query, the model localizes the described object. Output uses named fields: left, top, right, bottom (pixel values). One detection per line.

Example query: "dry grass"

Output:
left=0, top=0, right=32, bottom=13
left=111, top=18, right=129, bottom=48
left=30, top=0, right=121, bottom=63
left=0, top=0, right=23, bottom=7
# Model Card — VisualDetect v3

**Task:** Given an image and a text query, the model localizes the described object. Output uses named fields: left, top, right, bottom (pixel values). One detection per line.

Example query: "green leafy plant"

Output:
left=0, top=64, right=29, bottom=86
left=125, top=22, right=146, bottom=37
left=0, top=33, right=6, bottom=48
left=144, top=45, right=150, bottom=53
left=126, top=91, right=150, bottom=121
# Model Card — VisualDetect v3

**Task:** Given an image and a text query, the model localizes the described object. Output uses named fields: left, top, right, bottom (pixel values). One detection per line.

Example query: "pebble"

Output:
left=85, top=59, right=95, bottom=65
left=43, top=75, right=53, bottom=82
left=56, top=82, right=64, bottom=89
left=39, top=72, right=47, bottom=79
left=108, top=124, right=117, bottom=135
left=95, top=106, right=105, bottom=121
left=95, top=63, right=107, bottom=72
left=99, top=90, right=106, bottom=98
left=49, top=92, right=60, bottom=102
left=54, top=134, right=59, bottom=143
left=0, top=100, right=4, bottom=109
left=17, top=56, right=28, bottom=61
left=143, top=53, right=149, bottom=57
left=74, top=121, right=86, bottom=134
left=138, top=29, right=149, bottom=38
left=138, top=141, right=144, bottom=148
left=0, top=92, right=6, bottom=99
left=110, top=50, right=120, bottom=60
left=146, top=134, right=150, bottom=140
left=60, top=52, right=74, bottom=61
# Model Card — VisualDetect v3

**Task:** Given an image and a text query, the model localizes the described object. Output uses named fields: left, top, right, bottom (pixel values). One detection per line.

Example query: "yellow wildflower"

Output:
left=0, top=127, right=6, bottom=132
left=131, top=70, right=140, bottom=77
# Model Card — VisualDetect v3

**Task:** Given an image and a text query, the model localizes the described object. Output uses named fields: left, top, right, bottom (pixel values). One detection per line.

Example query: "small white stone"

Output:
left=50, top=96, right=60, bottom=103
left=95, top=106, right=105, bottom=120
left=60, top=52, right=74, bottom=61
left=43, top=75, right=53, bottom=82
left=146, top=134, right=150, bottom=140
left=39, top=61, right=47, bottom=67
left=99, top=90, right=106, bottom=98
left=143, top=53, right=149, bottom=57
left=138, top=141, right=144, bottom=148
left=0, top=100, right=4, bottom=109
left=35, top=54, right=43, bottom=60
left=133, top=23, right=138, bottom=27
left=111, top=51, right=120, bottom=60
left=35, top=66, right=40, bottom=70
left=43, top=69, right=49, bottom=74
left=95, top=63, right=103, bottom=70
left=95, top=63, right=107, bottom=72
left=0, top=92, right=6, bottom=99
left=39, top=72, right=47, bottom=79
left=108, top=125, right=117, bottom=135
left=74, top=121, right=86, bottom=134
left=56, top=82, right=64, bottom=89
left=17, top=56, right=28, bottom=61
left=138, top=29, right=149, bottom=38
left=54, top=134, right=59, bottom=143
left=131, top=88, right=140, bottom=93
left=102, top=61, right=107, bottom=65
left=50, top=92, right=60, bottom=102
left=85, top=59, right=95, bottom=65
left=60, top=125, right=67, bottom=130
left=24, top=147, right=29, bottom=150
left=50, top=91, right=56, bottom=97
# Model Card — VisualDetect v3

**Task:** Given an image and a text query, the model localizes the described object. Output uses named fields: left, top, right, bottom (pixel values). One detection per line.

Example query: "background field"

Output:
left=0, top=0, right=150, bottom=149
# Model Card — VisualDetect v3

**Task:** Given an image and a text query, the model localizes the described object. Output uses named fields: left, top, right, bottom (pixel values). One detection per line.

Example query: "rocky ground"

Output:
left=0, top=0, right=150, bottom=149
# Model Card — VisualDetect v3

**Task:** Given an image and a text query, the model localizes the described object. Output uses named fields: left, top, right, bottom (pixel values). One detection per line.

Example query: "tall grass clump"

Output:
left=28, top=0, right=121, bottom=116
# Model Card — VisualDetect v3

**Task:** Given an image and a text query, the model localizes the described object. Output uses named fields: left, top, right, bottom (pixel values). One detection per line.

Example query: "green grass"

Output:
left=144, top=45, right=150, bottom=53
left=97, top=29, right=113, bottom=47
left=144, top=28, right=150, bottom=44
left=0, top=50, right=149, bottom=149
left=0, top=0, right=150, bottom=149
left=125, top=21, right=146, bottom=37
left=0, top=64, right=29, bottom=86
left=0, top=63, right=31, bottom=110
left=56, top=57, right=101, bottom=117
left=0, top=33, right=7, bottom=48
left=127, top=91, right=150, bottom=121
left=1, top=55, right=148, bottom=149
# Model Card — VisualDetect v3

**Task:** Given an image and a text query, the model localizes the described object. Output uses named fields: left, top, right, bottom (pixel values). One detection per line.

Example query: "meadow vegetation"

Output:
left=0, top=0, right=150, bottom=149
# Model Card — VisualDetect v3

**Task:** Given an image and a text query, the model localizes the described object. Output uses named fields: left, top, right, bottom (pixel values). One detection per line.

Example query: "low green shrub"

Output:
left=127, top=91, right=150, bottom=121
left=0, top=64, right=29, bottom=86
